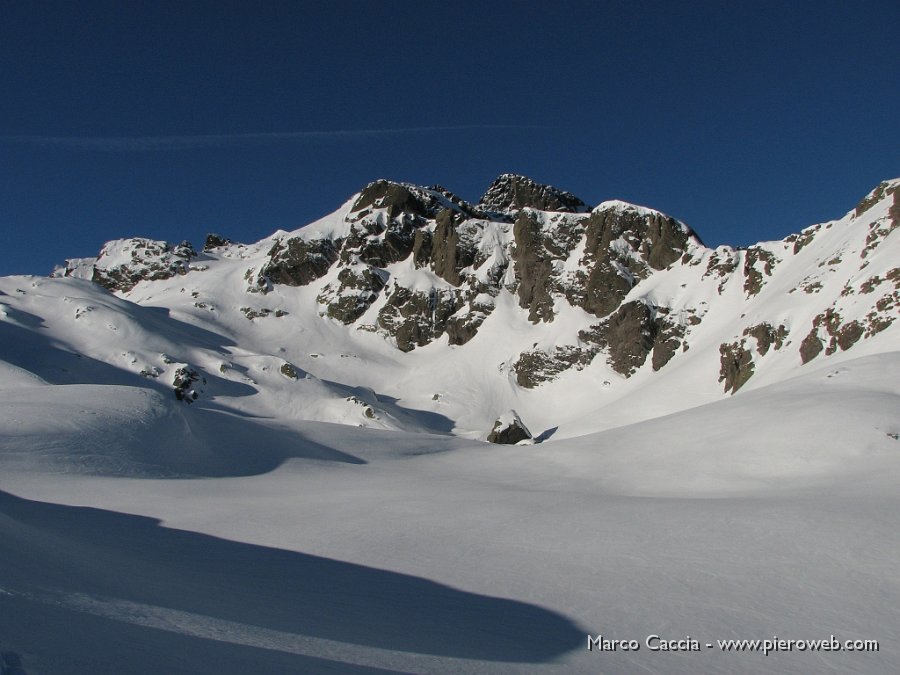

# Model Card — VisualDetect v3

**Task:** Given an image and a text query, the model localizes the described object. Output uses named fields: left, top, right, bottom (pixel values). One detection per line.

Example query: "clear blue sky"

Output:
left=1, top=0, right=898, bottom=275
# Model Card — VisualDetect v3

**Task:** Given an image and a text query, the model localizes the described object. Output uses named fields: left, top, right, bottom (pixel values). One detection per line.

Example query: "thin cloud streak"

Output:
left=0, top=125, right=549, bottom=151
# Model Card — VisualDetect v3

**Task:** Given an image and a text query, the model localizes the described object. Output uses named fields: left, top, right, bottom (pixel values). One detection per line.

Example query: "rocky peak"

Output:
left=478, top=174, right=590, bottom=214
left=351, top=179, right=476, bottom=220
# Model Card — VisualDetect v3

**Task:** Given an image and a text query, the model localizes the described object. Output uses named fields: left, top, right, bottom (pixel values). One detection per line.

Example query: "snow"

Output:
left=282, top=195, right=359, bottom=242
left=2, top=353, right=899, bottom=672
left=0, top=178, right=899, bottom=673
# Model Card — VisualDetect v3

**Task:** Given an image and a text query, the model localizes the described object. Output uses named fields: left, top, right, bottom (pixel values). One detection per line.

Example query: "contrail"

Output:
left=0, top=124, right=548, bottom=150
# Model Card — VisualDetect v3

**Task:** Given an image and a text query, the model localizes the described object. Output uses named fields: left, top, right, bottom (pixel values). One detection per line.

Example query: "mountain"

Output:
left=2, top=176, right=899, bottom=674
left=31, top=173, right=899, bottom=442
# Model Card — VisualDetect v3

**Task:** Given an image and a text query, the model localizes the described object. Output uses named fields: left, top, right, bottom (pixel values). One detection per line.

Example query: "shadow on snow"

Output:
left=0, top=490, right=584, bottom=673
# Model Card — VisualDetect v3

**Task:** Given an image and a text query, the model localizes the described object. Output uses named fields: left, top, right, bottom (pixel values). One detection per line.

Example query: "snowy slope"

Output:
left=1, top=176, right=898, bottom=674
left=28, top=175, right=900, bottom=440
left=1, top=351, right=898, bottom=673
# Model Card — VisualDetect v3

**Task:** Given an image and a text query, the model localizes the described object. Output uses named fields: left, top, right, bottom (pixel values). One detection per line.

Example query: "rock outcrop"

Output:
left=91, top=238, right=197, bottom=293
left=487, top=410, right=533, bottom=444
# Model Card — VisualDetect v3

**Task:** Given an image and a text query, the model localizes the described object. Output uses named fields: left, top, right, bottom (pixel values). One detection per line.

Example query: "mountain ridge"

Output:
left=11, top=174, right=898, bottom=441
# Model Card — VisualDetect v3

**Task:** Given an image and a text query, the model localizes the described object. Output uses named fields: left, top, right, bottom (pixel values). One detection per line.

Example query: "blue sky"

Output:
left=1, top=0, right=898, bottom=275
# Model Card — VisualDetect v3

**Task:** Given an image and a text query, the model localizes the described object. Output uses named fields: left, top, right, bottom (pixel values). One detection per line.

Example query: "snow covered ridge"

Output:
left=54, top=237, right=199, bottom=293
left=6, top=174, right=898, bottom=440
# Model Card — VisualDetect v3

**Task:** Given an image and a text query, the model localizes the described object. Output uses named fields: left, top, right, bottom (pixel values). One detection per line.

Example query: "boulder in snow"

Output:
left=487, top=410, right=533, bottom=445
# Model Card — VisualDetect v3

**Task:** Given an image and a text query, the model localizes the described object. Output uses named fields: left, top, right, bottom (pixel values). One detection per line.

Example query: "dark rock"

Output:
left=743, top=247, right=777, bottom=296
left=429, top=209, right=478, bottom=286
left=376, top=285, right=464, bottom=352
left=790, top=226, right=819, bottom=254
left=203, top=233, right=232, bottom=251
left=836, top=320, right=864, bottom=351
left=580, top=301, right=656, bottom=376
left=719, top=342, right=755, bottom=393
left=445, top=298, right=495, bottom=346
left=743, top=323, right=788, bottom=355
left=260, top=237, right=340, bottom=288
left=318, top=266, right=388, bottom=324
left=352, top=180, right=431, bottom=219
left=860, top=189, right=900, bottom=259
left=411, top=229, right=433, bottom=268
left=92, top=238, right=196, bottom=293
left=514, top=346, right=596, bottom=388
left=802, top=308, right=867, bottom=359
left=799, top=329, right=824, bottom=363
left=479, top=174, right=589, bottom=214
left=570, top=205, right=695, bottom=317
left=651, top=319, right=686, bottom=371
left=172, top=365, right=202, bottom=403
left=511, top=211, right=557, bottom=322
left=280, top=362, right=299, bottom=380
left=487, top=410, right=533, bottom=444
left=240, top=307, right=272, bottom=320
left=854, top=180, right=900, bottom=218
left=588, top=204, right=695, bottom=272
left=351, top=180, right=478, bottom=220
left=573, top=301, right=687, bottom=379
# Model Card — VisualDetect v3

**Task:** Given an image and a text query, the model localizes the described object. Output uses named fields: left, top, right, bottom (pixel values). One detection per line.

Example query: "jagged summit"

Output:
left=478, top=174, right=590, bottom=214
left=351, top=179, right=477, bottom=220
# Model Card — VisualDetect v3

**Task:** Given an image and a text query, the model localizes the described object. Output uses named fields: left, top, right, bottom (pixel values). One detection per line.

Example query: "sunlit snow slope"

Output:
left=0, top=176, right=898, bottom=674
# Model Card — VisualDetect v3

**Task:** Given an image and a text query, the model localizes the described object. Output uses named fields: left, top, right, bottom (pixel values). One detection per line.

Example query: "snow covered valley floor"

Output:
left=2, top=353, right=899, bottom=674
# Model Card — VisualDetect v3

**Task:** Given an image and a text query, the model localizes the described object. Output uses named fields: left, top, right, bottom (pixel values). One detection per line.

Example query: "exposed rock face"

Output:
left=487, top=410, right=533, bottom=444
left=511, top=211, right=566, bottom=322
left=376, top=285, right=465, bottom=352
left=240, top=175, right=703, bottom=356
left=514, top=346, right=595, bottom=388
left=428, top=209, right=479, bottom=286
left=91, top=238, right=197, bottom=293
left=800, top=308, right=867, bottom=363
left=719, top=342, right=755, bottom=393
left=577, top=301, right=687, bottom=378
left=743, top=247, right=778, bottom=296
left=317, top=266, right=388, bottom=324
left=203, top=233, right=232, bottom=251
left=743, top=323, right=788, bottom=355
left=479, top=174, right=589, bottom=214
left=860, top=187, right=900, bottom=259
left=70, top=174, right=900, bottom=401
left=718, top=322, right=790, bottom=392
left=445, top=294, right=495, bottom=346
left=570, top=203, right=695, bottom=317
left=854, top=179, right=900, bottom=219
left=257, top=237, right=340, bottom=290
left=351, top=179, right=473, bottom=220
